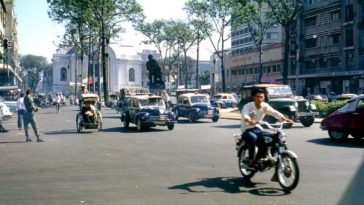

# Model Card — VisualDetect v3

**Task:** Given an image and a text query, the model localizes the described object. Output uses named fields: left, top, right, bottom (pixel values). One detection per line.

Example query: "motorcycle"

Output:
left=234, top=121, right=300, bottom=193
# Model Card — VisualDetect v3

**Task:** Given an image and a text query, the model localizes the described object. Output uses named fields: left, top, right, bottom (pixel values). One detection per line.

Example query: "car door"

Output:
left=351, top=98, right=364, bottom=132
left=128, top=99, right=137, bottom=123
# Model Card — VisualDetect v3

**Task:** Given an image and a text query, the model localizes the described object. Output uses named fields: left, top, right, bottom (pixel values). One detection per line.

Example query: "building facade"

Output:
left=52, top=45, right=143, bottom=94
left=289, top=0, right=364, bottom=95
left=225, top=43, right=284, bottom=92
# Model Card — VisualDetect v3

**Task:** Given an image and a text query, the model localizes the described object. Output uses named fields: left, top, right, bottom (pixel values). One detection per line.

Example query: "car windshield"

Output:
left=214, top=95, right=223, bottom=100
left=139, top=98, right=165, bottom=108
left=337, top=100, right=356, bottom=113
left=190, top=96, right=209, bottom=104
left=267, top=87, right=293, bottom=98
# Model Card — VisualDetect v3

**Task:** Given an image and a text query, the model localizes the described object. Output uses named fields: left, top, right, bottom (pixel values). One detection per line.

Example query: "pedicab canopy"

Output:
left=80, top=94, right=99, bottom=102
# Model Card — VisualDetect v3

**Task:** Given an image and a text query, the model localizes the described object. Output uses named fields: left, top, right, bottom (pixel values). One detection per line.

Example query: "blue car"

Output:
left=121, top=95, right=176, bottom=131
left=172, top=93, right=219, bottom=123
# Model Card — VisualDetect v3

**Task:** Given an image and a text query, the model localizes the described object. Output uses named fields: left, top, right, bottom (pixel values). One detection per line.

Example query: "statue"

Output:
left=146, top=55, right=165, bottom=90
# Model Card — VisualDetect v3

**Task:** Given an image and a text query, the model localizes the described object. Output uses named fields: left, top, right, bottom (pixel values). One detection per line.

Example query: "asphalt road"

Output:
left=0, top=106, right=363, bottom=205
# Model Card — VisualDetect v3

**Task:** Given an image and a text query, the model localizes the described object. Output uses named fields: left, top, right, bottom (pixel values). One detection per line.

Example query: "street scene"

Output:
left=0, top=107, right=363, bottom=205
left=0, top=0, right=363, bottom=204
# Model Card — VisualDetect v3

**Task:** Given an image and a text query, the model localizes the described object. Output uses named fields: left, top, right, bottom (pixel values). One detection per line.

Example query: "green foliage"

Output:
left=199, top=71, right=210, bottom=85
left=310, top=100, right=348, bottom=118
left=20, top=55, right=50, bottom=92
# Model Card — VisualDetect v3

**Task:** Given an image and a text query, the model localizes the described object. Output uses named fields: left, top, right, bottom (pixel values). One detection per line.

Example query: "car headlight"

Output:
left=195, top=108, right=200, bottom=112
left=294, top=102, right=298, bottom=107
left=142, top=113, right=149, bottom=120
left=305, top=101, right=310, bottom=107
left=310, top=104, right=317, bottom=110
left=289, top=105, right=296, bottom=112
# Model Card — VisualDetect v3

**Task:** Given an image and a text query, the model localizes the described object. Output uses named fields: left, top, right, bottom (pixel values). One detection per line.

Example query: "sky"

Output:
left=14, top=0, right=215, bottom=63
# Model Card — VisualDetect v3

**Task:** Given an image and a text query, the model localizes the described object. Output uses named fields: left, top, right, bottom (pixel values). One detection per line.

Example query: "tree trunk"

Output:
left=259, top=46, right=263, bottom=83
left=195, top=39, right=200, bottom=89
left=74, top=52, right=78, bottom=95
left=101, top=23, right=109, bottom=103
left=283, top=26, right=290, bottom=85
left=184, top=52, right=188, bottom=89
left=221, top=25, right=226, bottom=92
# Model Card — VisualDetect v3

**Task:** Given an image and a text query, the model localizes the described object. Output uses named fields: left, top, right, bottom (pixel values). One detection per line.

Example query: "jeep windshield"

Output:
left=267, top=87, right=294, bottom=98
left=190, top=96, right=209, bottom=104
left=139, top=98, right=165, bottom=108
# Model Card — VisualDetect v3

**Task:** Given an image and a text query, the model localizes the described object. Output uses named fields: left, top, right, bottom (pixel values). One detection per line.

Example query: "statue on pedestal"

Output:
left=146, top=55, right=165, bottom=90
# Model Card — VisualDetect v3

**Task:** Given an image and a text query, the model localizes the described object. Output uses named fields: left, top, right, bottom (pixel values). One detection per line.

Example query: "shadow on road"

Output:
left=44, top=129, right=82, bottom=135
left=102, top=126, right=169, bottom=133
left=177, top=119, right=212, bottom=124
left=168, top=177, right=288, bottom=196
left=102, top=116, right=121, bottom=119
left=307, top=138, right=364, bottom=148
left=212, top=124, right=240, bottom=129
left=0, top=140, right=27, bottom=144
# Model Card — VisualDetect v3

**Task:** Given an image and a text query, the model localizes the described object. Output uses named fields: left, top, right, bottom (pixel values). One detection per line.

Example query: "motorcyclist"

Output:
left=241, top=87, right=294, bottom=172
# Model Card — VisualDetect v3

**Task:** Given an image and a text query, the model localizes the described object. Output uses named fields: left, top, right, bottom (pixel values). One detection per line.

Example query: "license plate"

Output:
left=154, top=121, right=166, bottom=125
left=208, top=110, right=213, bottom=115
left=159, top=115, right=168, bottom=120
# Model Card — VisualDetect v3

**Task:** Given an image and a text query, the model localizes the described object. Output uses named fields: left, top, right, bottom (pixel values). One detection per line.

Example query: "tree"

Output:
left=236, top=0, right=275, bottom=83
left=136, top=20, right=182, bottom=84
left=199, top=71, right=210, bottom=85
left=48, top=0, right=93, bottom=94
left=267, top=0, right=302, bottom=84
left=195, top=0, right=245, bottom=92
left=185, top=0, right=213, bottom=89
left=175, top=21, right=197, bottom=88
left=89, top=0, right=144, bottom=103
left=19, top=55, right=49, bottom=92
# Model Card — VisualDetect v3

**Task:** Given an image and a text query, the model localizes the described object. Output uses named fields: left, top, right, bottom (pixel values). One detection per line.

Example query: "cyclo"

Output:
left=76, top=94, right=102, bottom=132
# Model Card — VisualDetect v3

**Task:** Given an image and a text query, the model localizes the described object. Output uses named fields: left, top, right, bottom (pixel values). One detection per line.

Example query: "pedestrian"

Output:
left=23, top=89, right=44, bottom=142
left=16, top=93, right=26, bottom=130
left=54, top=93, right=61, bottom=113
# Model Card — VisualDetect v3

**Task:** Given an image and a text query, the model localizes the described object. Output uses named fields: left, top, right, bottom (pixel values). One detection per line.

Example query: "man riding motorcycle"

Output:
left=241, top=87, right=294, bottom=176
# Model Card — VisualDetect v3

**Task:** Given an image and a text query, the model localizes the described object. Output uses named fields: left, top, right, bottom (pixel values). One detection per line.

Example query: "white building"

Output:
left=52, top=44, right=144, bottom=94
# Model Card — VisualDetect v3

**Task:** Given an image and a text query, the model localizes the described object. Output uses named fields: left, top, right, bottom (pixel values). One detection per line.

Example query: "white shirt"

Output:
left=16, top=97, right=26, bottom=111
left=241, top=102, right=284, bottom=134
left=54, top=96, right=61, bottom=103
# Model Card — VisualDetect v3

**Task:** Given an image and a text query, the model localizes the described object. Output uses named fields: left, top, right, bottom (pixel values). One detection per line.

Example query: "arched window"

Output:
left=129, top=68, right=135, bottom=82
left=60, top=67, right=67, bottom=81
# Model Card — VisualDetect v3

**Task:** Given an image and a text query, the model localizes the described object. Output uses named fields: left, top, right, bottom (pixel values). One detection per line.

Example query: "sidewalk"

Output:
left=219, top=108, right=323, bottom=123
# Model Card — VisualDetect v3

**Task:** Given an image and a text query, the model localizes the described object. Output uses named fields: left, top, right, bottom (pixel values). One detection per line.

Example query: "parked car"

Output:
left=308, top=95, right=327, bottom=102
left=0, top=102, right=13, bottom=119
left=211, top=93, right=238, bottom=108
left=239, top=84, right=319, bottom=127
left=3, top=101, right=17, bottom=113
left=334, top=93, right=358, bottom=101
left=121, top=95, right=176, bottom=131
left=172, top=93, right=219, bottom=123
left=320, top=95, right=364, bottom=140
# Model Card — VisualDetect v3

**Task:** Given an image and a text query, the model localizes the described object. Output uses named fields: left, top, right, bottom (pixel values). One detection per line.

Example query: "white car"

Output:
left=0, top=102, right=13, bottom=119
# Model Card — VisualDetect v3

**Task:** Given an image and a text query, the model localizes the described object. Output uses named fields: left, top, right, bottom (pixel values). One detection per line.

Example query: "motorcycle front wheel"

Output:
left=238, top=148, right=256, bottom=179
left=276, top=152, right=300, bottom=193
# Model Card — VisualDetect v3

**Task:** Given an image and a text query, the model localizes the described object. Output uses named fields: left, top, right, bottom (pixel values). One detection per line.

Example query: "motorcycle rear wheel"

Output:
left=238, top=148, right=256, bottom=179
left=276, top=153, right=300, bottom=193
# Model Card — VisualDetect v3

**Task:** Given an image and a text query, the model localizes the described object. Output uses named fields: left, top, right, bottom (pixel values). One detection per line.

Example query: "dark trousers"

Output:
left=17, top=110, right=25, bottom=129
left=243, top=127, right=266, bottom=160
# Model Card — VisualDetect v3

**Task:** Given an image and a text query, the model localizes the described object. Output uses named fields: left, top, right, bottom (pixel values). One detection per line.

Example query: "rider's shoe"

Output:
left=271, top=172, right=278, bottom=182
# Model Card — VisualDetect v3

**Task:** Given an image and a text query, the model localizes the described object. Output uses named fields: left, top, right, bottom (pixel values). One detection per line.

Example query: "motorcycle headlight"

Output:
left=279, top=132, right=287, bottom=142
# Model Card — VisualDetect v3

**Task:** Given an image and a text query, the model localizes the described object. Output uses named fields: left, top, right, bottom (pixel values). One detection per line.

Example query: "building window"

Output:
left=60, top=67, right=67, bottom=81
left=331, top=10, right=341, bottom=21
left=266, top=32, right=278, bottom=40
left=345, top=5, right=354, bottom=22
left=129, top=68, right=135, bottom=82
left=345, top=29, right=353, bottom=47
left=305, top=16, right=316, bottom=27
left=330, top=56, right=341, bottom=67
left=329, top=33, right=341, bottom=45
left=305, top=59, right=317, bottom=70
left=305, top=38, right=317, bottom=48
left=305, top=0, right=317, bottom=6
left=319, top=57, right=328, bottom=68
left=346, top=51, right=354, bottom=68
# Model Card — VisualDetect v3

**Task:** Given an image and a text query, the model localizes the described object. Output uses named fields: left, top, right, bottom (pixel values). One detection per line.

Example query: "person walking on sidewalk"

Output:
left=23, top=89, right=44, bottom=142
left=16, top=93, right=26, bottom=130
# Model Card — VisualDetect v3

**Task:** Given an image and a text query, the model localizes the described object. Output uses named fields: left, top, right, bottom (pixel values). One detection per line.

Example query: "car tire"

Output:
left=212, top=116, right=219, bottom=122
left=167, top=124, right=174, bottom=130
left=328, top=130, right=348, bottom=141
left=123, top=116, right=130, bottom=128
left=136, top=117, right=144, bottom=132
left=300, top=116, right=314, bottom=127
left=188, top=112, right=196, bottom=123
